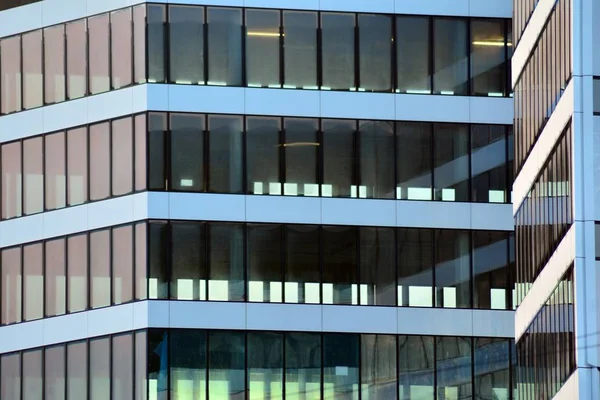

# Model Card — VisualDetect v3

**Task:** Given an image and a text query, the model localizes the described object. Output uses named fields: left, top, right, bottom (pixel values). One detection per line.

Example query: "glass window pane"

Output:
left=471, top=20, right=506, bottom=96
left=247, top=116, right=281, bottom=195
left=1, top=247, right=22, bottom=324
left=435, top=230, right=471, bottom=308
left=433, top=18, right=468, bottom=95
left=135, top=114, right=147, bottom=191
left=436, top=337, right=472, bottom=398
left=396, top=16, right=430, bottom=94
left=148, top=4, right=166, bottom=83
left=112, top=333, right=133, bottom=400
left=23, top=243, right=43, bottom=321
left=361, top=335, right=397, bottom=399
left=473, top=231, right=508, bottom=310
left=23, top=349, right=42, bottom=400
left=169, top=5, right=204, bottom=85
left=359, top=120, right=394, bottom=199
left=208, top=331, right=245, bottom=399
left=22, top=30, right=43, bottom=109
left=434, top=123, right=469, bottom=202
left=283, top=118, right=318, bottom=197
left=68, top=233, right=88, bottom=313
left=396, top=122, right=432, bottom=200
left=208, top=222, right=244, bottom=301
left=475, top=338, right=510, bottom=400
left=45, top=132, right=67, bottom=210
left=90, top=122, right=110, bottom=201
left=2, top=141, right=23, bottom=219
left=321, top=12, right=355, bottom=91
left=207, top=7, right=242, bottom=86
left=90, top=229, right=111, bottom=308
left=171, top=222, right=207, bottom=301
left=246, top=9, right=280, bottom=88
left=208, top=115, right=243, bottom=193
left=135, top=331, right=148, bottom=400
left=45, top=345, right=66, bottom=399
left=285, top=333, right=321, bottom=398
left=90, top=337, right=110, bottom=400
left=1, top=353, right=21, bottom=399
left=67, top=127, right=88, bottom=206
left=322, top=119, right=355, bottom=198
left=149, top=113, right=167, bottom=191
left=248, top=332, right=283, bottom=399
left=89, top=13, right=110, bottom=94
left=1, top=35, right=22, bottom=114
left=111, top=8, right=133, bottom=89
left=44, top=24, right=66, bottom=104
left=148, top=330, right=168, bottom=400
left=360, top=227, right=395, bottom=306
left=283, top=11, right=317, bottom=89
left=133, top=5, right=147, bottom=84
left=322, top=226, right=358, bottom=305
left=67, top=341, right=87, bottom=399
left=113, top=225, right=133, bottom=305
left=171, top=330, right=207, bottom=400
left=149, top=222, right=168, bottom=299
left=135, top=222, right=148, bottom=300
left=170, top=113, right=205, bottom=192
left=66, top=19, right=87, bottom=99
left=471, top=125, right=507, bottom=203
left=358, top=14, right=391, bottom=92
left=248, top=224, right=282, bottom=303
left=323, top=334, right=359, bottom=398
left=284, top=224, right=320, bottom=304
left=397, top=228, right=433, bottom=307
left=112, top=117, right=133, bottom=196
left=23, top=136, right=44, bottom=215
left=45, top=238, right=66, bottom=317
left=398, top=335, right=434, bottom=400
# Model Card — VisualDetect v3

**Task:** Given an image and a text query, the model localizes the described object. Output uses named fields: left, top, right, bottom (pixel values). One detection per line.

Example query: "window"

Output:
left=66, top=19, right=87, bottom=99
left=285, top=333, right=321, bottom=397
left=1, top=247, right=22, bottom=324
left=135, top=223, right=148, bottom=300
left=112, top=334, right=133, bottom=400
left=112, top=117, right=133, bottom=196
left=436, top=337, right=472, bottom=398
left=246, top=9, right=280, bottom=88
left=396, top=122, right=432, bottom=200
left=111, top=9, right=133, bottom=89
left=170, top=330, right=207, bottom=399
left=149, top=222, right=168, bottom=299
left=247, top=224, right=282, bottom=302
left=67, top=341, right=88, bottom=399
left=322, top=226, right=358, bottom=305
left=284, top=224, right=320, bottom=304
left=475, top=338, right=510, bottom=400
left=359, top=120, right=395, bottom=199
left=67, top=127, right=88, bottom=206
left=246, top=116, right=281, bottom=195
left=433, top=18, right=468, bottom=95
left=22, top=30, right=43, bottom=110
left=135, top=114, right=147, bottom=191
left=148, top=330, right=168, bottom=400
left=322, top=119, right=355, bottom=197
left=208, top=115, right=243, bottom=193
left=170, top=113, right=205, bottom=192
left=323, top=334, right=359, bottom=398
left=471, top=20, right=506, bottom=96
left=67, top=234, right=88, bottom=313
left=148, top=5, right=166, bottom=83
left=397, top=229, right=434, bottom=307
left=361, top=335, right=396, bottom=398
left=471, top=125, right=508, bottom=203
left=283, top=11, right=317, bottom=89
left=45, top=132, right=66, bottom=210
left=23, top=243, right=43, bottom=321
left=90, top=337, right=110, bottom=400
left=113, top=225, right=133, bottom=305
left=207, top=7, right=242, bottom=86
left=45, top=345, right=66, bottom=399
left=1, top=353, right=21, bottom=399
left=248, top=332, right=284, bottom=399
left=44, top=25, right=66, bottom=104
left=148, top=113, right=167, bottom=190
left=133, top=5, right=147, bottom=84
left=2, top=141, right=23, bottom=219
left=434, top=123, right=469, bottom=202
left=283, top=118, right=319, bottom=196
left=473, top=231, right=509, bottom=310
left=1, top=35, right=22, bottom=114
left=398, top=335, right=434, bottom=399
left=171, top=222, right=206, bottom=301
left=435, top=230, right=470, bottom=308
left=321, top=13, right=355, bottom=91
left=169, top=5, right=205, bottom=85
left=89, top=122, right=111, bottom=201
left=208, top=223, right=245, bottom=301
left=90, top=229, right=111, bottom=308
left=360, top=227, right=395, bottom=306
left=23, top=349, right=42, bottom=400
left=23, top=136, right=44, bottom=215
left=208, top=331, right=245, bottom=398
left=45, top=238, right=66, bottom=317
left=358, top=14, right=391, bottom=92
left=135, top=331, right=148, bottom=400
left=396, top=16, right=430, bottom=94
left=594, top=79, right=600, bottom=115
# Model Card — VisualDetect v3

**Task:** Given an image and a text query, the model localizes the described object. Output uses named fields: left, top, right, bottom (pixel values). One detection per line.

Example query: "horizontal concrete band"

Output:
left=0, top=192, right=514, bottom=248
left=0, top=300, right=515, bottom=353
left=0, top=0, right=512, bottom=39
left=0, top=85, right=514, bottom=145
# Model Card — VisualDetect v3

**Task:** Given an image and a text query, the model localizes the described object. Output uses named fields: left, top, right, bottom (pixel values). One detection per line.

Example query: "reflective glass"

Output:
left=113, top=225, right=133, bottom=305
left=398, top=335, right=434, bottom=399
left=23, top=243, right=43, bottom=321
left=148, top=113, right=167, bottom=191
left=23, top=136, right=44, bottom=215
left=66, top=20, right=87, bottom=99
left=396, top=16, right=430, bottom=94
left=45, top=238, right=66, bottom=317
left=133, top=5, right=147, bottom=84
left=397, top=228, right=434, bottom=307
left=148, top=330, right=168, bottom=400
left=246, top=9, right=280, bottom=88
left=208, top=115, right=243, bottom=193
left=473, top=231, right=509, bottom=310
left=1, top=353, right=21, bottom=399
left=207, top=7, right=242, bottom=86
left=361, top=335, right=397, bottom=399
left=23, top=349, right=42, bottom=400
left=67, top=341, right=88, bottom=399
left=88, top=14, right=110, bottom=94
left=2, top=141, right=23, bottom=219
left=90, top=229, right=111, bottom=308
left=475, top=338, right=510, bottom=400
left=135, top=331, right=148, bottom=400
left=286, top=333, right=321, bottom=399
left=90, top=122, right=110, bottom=201
left=323, top=334, right=359, bottom=398
left=1, top=36, right=22, bottom=114
left=433, top=18, right=468, bottom=95
left=1, top=247, right=22, bottom=324
left=208, top=331, right=245, bottom=399
left=90, top=337, right=110, bottom=400
left=471, top=125, right=507, bottom=203
left=322, top=226, right=358, bottom=305
left=169, top=5, right=205, bottom=85
left=248, top=332, right=284, bottom=399
left=436, top=337, right=472, bottom=399
left=22, top=30, right=43, bottom=110
left=435, top=230, right=470, bottom=308
left=247, top=116, right=281, bottom=195
left=67, top=127, right=88, bottom=206
left=112, top=333, right=134, bottom=400
left=321, top=13, right=355, bottom=91
left=284, top=224, right=320, bottom=304
left=67, top=234, right=88, bottom=313
left=149, top=222, right=168, bottom=299
left=396, top=122, right=432, bottom=200
left=170, top=113, right=205, bottom=192
left=360, top=227, right=395, bottom=306
left=471, top=20, right=506, bottom=96
left=44, top=25, right=66, bottom=104
left=284, top=118, right=319, bottom=196
left=359, top=120, right=394, bottom=199
left=45, top=345, right=66, bottom=399
left=208, top=222, right=244, bottom=301
left=322, top=119, right=355, bottom=197
left=148, top=5, right=166, bottom=83
left=45, top=132, right=67, bottom=210
left=434, top=123, right=469, bottom=202
left=171, top=222, right=207, bottom=301
left=135, top=114, right=147, bottom=191
left=283, top=11, right=317, bottom=89
left=358, top=14, right=391, bottom=92
left=111, top=8, right=133, bottom=89
left=171, top=330, right=207, bottom=399
left=248, top=224, right=282, bottom=302
left=135, top=223, right=148, bottom=300
left=112, top=117, right=134, bottom=196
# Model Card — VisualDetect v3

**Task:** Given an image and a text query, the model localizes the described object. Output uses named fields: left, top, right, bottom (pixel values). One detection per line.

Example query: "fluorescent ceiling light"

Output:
left=247, top=31, right=282, bottom=37
left=473, top=40, right=513, bottom=47
left=282, top=142, right=320, bottom=147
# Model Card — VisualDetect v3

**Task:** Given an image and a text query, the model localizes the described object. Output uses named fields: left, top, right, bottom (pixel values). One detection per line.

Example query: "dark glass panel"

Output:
left=113, top=225, right=133, bottom=304
left=436, top=337, right=472, bottom=399
left=22, top=30, right=43, bottom=110
left=322, top=119, right=355, bottom=197
left=88, top=13, right=110, bottom=94
left=23, top=242, right=43, bottom=321
left=90, top=229, right=111, bottom=308
left=433, top=123, right=469, bottom=202
left=171, top=222, right=207, bottom=301
left=135, top=114, right=147, bottom=191
left=45, top=238, right=66, bottom=317
left=45, top=131, right=67, bottom=210
left=90, top=337, right=110, bottom=400
left=397, top=228, right=433, bottom=307
left=473, top=231, right=509, bottom=310
left=67, top=341, right=88, bottom=399
left=169, top=5, right=205, bottom=85
left=398, top=335, right=434, bottom=399
left=283, top=11, right=318, bottom=89
left=23, top=136, right=44, bottom=215
left=23, top=349, right=42, bottom=400
left=207, top=7, right=242, bottom=86
left=66, top=19, right=87, bottom=100
left=67, top=233, right=88, bottom=313
left=0, top=35, right=22, bottom=114
left=396, top=122, right=432, bottom=200
left=283, top=118, right=319, bottom=196
left=67, top=127, right=88, bottom=206
left=112, top=117, right=134, bottom=196
left=471, top=19, right=506, bottom=96
left=321, top=12, right=355, bottom=91
left=135, top=222, right=148, bottom=300
left=323, top=334, right=359, bottom=398
left=361, top=335, right=397, bottom=399
left=246, top=9, right=280, bottom=88
left=471, top=125, right=507, bottom=203
left=1, top=247, right=22, bottom=324
left=148, top=330, right=168, bottom=400
left=170, top=113, right=205, bottom=192
left=208, top=222, right=245, bottom=301
left=44, top=24, right=66, bottom=104
left=135, top=331, right=148, bottom=400
left=2, top=141, right=22, bottom=219
left=396, top=16, right=430, bottom=94
left=149, top=222, right=168, bottom=299
left=360, top=227, right=395, bottom=306
left=248, top=332, right=283, bottom=399
left=112, top=333, right=134, bottom=400
left=45, top=345, right=66, bottom=399
left=208, top=115, right=243, bottom=193
left=322, top=226, right=358, bottom=305
left=284, top=224, right=320, bottom=304
left=286, top=333, right=321, bottom=398
left=248, top=224, right=282, bottom=302
left=133, top=5, right=147, bottom=84
left=89, top=122, right=111, bottom=201
left=1, top=353, right=21, bottom=399
left=111, top=8, right=133, bottom=89
left=433, top=18, right=468, bottom=95
left=148, top=4, right=166, bottom=83
left=474, top=338, right=510, bottom=400
left=358, top=14, right=391, bottom=92
left=247, top=116, right=281, bottom=195
left=435, top=230, right=471, bottom=308
left=171, top=330, right=207, bottom=399
left=148, top=113, right=167, bottom=191
left=359, top=120, right=394, bottom=199
left=208, top=331, right=245, bottom=398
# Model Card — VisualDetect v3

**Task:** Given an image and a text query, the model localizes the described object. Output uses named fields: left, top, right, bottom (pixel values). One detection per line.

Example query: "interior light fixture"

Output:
left=282, top=142, right=320, bottom=147
left=472, top=40, right=513, bottom=47
left=247, top=31, right=282, bottom=37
